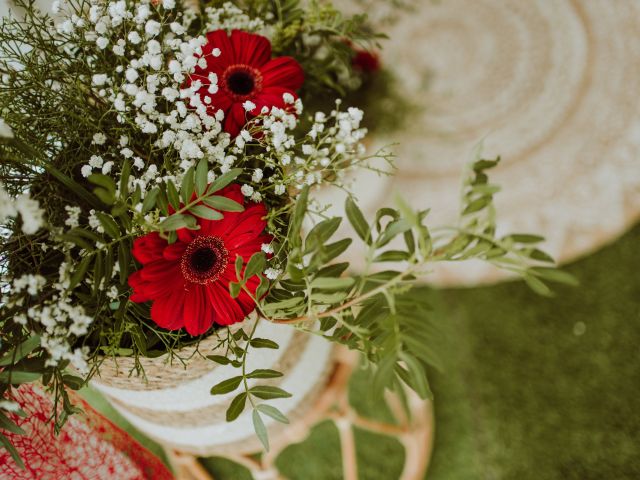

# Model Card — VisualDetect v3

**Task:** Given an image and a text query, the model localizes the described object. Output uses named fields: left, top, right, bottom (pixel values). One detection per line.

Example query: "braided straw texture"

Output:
left=330, top=0, right=640, bottom=285
left=90, top=319, right=337, bottom=456
left=92, top=319, right=252, bottom=391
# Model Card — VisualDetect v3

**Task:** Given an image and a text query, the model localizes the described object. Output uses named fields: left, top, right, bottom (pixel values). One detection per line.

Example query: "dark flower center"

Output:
left=191, top=248, right=217, bottom=273
left=222, top=64, right=263, bottom=100
left=227, top=71, right=255, bottom=95
left=181, top=236, right=229, bottom=284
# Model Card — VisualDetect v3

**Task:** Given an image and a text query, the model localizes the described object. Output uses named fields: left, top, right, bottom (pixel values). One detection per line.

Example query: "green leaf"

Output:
left=88, top=174, right=116, bottom=194
left=0, top=413, right=26, bottom=435
left=506, top=234, right=546, bottom=244
left=0, top=336, right=41, bottom=367
left=316, top=262, right=350, bottom=278
left=62, top=375, right=85, bottom=391
left=229, top=282, right=241, bottom=298
left=226, top=392, right=247, bottom=421
left=203, top=196, right=244, bottom=212
left=181, top=167, right=195, bottom=204
left=235, top=255, right=244, bottom=281
left=249, top=385, right=292, bottom=400
left=374, top=250, right=410, bottom=262
left=530, top=248, right=555, bottom=263
left=261, top=296, right=304, bottom=313
left=529, top=267, right=579, bottom=286
left=312, top=291, right=348, bottom=304
left=304, top=217, right=342, bottom=253
left=256, top=404, right=289, bottom=424
left=95, top=212, right=120, bottom=239
left=167, top=180, right=180, bottom=209
left=0, top=434, right=24, bottom=469
left=252, top=409, right=269, bottom=451
left=210, top=376, right=243, bottom=395
left=189, top=205, right=224, bottom=220
left=472, top=158, right=500, bottom=171
left=377, top=219, right=412, bottom=247
left=141, top=187, right=160, bottom=214
left=0, top=370, right=41, bottom=384
left=94, top=188, right=115, bottom=205
left=69, top=255, right=92, bottom=290
left=250, top=338, right=279, bottom=349
left=311, top=276, right=355, bottom=290
left=256, top=275, right=270, bottom=299
left=346, top=196, right=371, bottom=244
left=246, top=369, right=283, bottom=379
left=93, top=250, right=104, bottom=294
left=398, top=352, right=431, bottom=399
left=118, top=242, right=130, bottom=285
left=208, top=168, right=243, bottom=193
left=373, top=354, right=396, bottom=396
left=207, top=355, right=231, bottom=365
left=288, top=186, right=309, bottom=247
left=195, top=158, right=209, bottom=196
left=119, top=160, right=131, bottom=195
left=314, top=238, right=352, bottom=264
left=463, top=196, right=491, bottom=215
left=523, top=274, right=553, bottom=297
left=245, top=253, right=266, bottom=279
left=160, top=213, right=197, bottom=231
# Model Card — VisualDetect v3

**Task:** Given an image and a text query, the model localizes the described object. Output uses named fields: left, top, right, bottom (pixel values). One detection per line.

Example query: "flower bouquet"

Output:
left=0, top=0, right=574, bottom=462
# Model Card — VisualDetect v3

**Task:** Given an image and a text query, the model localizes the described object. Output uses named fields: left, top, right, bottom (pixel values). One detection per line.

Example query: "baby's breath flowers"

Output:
left=0, top=184, right=44, bottom=235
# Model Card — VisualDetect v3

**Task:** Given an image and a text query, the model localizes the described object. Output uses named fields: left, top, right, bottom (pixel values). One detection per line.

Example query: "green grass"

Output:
left=426, top=225, right=640, bottom=480
left=85, top=225, right=640, bottom=479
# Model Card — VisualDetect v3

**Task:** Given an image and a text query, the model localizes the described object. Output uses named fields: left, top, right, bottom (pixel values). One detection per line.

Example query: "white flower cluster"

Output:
left=5, top=269, right=93, bottom=374
left=237, top=101, right=368, bottom=200
left=0, top=183, right=45, bottom=235
left=204, top=3, right=266, bottom=33
left=76, top=0, right=254, bottom=197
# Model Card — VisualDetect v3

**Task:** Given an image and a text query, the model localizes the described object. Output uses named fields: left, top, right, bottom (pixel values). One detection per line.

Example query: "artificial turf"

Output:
left=425, top=224, right=640, bottom=480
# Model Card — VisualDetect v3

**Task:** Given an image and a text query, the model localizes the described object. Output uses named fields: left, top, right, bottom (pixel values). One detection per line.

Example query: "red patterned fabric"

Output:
left=0, top=385, right=174, bottom=480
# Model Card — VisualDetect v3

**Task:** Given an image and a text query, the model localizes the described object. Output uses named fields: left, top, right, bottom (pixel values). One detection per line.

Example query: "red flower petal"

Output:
left=139, top=260, right=180, bottom=282
left=199, top=185, right=246, bottom=237
left=163, top=242, right=187, bottom=261
left=150, top=289, right=187, bottom=331
left=128, top=270, right=152, bottom=302
left=132, top=233, right=166, bottom=264
left=204, top=30, right=235, bottom=70
left=223, top=102, right=248, bottom=138
left=229, top=30, right=272, bottom=67
left=222, top=203, right=268, bottom=245
left=260, top=57, right=304, bottom=90
left=183, top=285, right=216, bottom=335
left=206, top=283, right=246, bottom=326
left=176, top=227, right=196, bottom=244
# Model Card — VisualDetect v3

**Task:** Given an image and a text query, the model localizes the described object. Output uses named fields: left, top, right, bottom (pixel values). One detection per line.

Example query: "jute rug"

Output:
left=336, top=0, right=640, bottom=285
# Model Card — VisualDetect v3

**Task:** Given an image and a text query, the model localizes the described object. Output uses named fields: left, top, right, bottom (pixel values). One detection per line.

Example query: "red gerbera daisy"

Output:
left=188, top=29, right=304, bottom=137
left=128, top=184, right=271, bottom=335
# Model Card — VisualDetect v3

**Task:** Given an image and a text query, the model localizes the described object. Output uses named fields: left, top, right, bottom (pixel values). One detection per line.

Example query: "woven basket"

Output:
left=91, top=317, right=336, bottom=456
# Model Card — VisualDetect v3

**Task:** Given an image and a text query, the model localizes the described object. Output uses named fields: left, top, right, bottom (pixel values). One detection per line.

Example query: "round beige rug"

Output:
left=332, top=0, right=640, bottom=285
